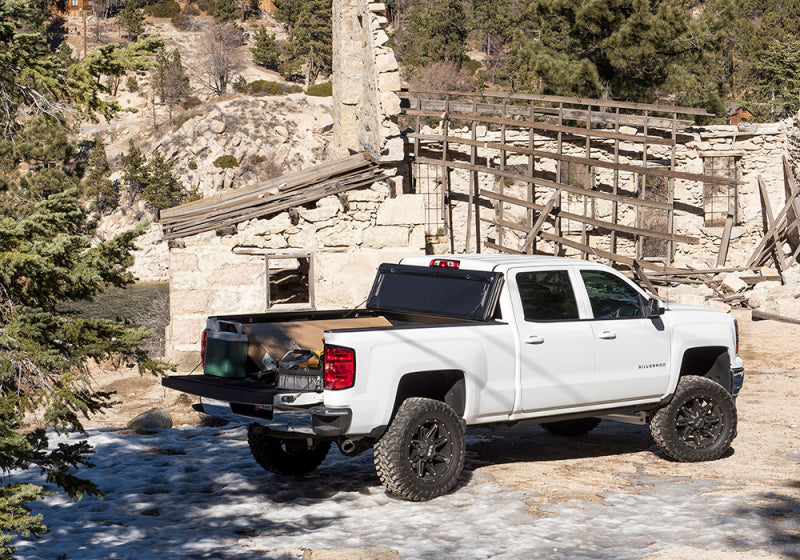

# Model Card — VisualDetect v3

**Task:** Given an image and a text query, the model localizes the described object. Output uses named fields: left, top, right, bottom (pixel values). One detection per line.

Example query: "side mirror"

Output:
left=646, top=298, right=665, bottom=318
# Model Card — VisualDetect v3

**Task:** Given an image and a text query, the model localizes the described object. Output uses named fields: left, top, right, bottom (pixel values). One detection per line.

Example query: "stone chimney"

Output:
left=332, top=1, right=404, bottom=162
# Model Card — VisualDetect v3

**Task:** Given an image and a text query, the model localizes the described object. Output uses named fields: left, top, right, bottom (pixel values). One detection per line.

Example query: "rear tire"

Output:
left=541, top=417, right=601, bottom=436
left=247, top=425, right=331, bottom=476
left=650, top=376, right=737, bottom=462
left=373, top=398, right=465, bottom=501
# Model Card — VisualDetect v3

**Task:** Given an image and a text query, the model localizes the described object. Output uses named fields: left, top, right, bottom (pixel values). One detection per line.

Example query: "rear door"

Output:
left=508, top=267, right=596, bottom=413
left=578, top=268, right=671, bottom=403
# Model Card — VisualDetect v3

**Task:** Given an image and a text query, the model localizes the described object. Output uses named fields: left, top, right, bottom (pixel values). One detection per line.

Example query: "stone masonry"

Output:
left=332, top=1, right=403, bottom=162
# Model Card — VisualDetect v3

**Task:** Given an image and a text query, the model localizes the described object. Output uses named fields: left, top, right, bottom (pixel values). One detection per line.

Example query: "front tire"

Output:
left=247, top=425, right=331, bottom=476
left=373, top=398, right=466, bottom=501
left=650, top=376, right=737, bottom=462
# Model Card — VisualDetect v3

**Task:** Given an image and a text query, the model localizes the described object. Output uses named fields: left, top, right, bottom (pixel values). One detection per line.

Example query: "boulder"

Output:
left=127, top=408, right=173, bottom=432
left=720, top=273, right=748, bottom=293
left=302, top=548, right=404, bottom=560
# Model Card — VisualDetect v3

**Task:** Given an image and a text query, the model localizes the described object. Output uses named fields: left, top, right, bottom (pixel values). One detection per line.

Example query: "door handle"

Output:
left=598, top=331, right=617, bottom=340
left=524, top=335, right=545, bottom=345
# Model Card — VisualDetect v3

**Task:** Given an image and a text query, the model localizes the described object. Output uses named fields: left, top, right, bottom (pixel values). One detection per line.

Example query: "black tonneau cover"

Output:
left=366, top=264, right=504, bottom=321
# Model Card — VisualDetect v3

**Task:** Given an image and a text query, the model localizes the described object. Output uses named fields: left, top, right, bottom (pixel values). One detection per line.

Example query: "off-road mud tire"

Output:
left=247, top=426, right=331, bottom=476
left=373, top=397, right=465, bottom=501
left=650, top=376, right=737, bottom=462
left=541, top=417, right=601, bottom=437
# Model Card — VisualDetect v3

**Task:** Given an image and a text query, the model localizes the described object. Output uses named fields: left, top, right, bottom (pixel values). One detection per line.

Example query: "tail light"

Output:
left=734, top=318, right=739, bottom=355
left=324, top=344, right=355, bottom=390
left=430, top=258, right=460, bottom=268
left=200, top=329, right=208, bottom=366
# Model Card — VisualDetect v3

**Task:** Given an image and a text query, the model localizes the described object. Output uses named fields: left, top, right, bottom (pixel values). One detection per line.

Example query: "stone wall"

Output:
left=166, top=177, right=425, bottom=369
left=332, top=1, right=403, bottom=162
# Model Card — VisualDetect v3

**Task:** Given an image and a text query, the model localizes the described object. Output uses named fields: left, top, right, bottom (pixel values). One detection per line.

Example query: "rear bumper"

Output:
left=197, top=398, right=352, bottom=437
left=165, top=374, right=351, bottom=437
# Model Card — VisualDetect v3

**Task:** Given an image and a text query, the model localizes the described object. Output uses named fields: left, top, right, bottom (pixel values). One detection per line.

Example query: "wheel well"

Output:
left=392, top=370, right=466, bottom=419
left=679, top=347, right=732, bottom=393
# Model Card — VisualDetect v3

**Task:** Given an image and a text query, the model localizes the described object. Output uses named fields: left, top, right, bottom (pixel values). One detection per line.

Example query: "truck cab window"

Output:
left=580, top=270, right=644, bottom=319
left=516, top=270, right=579, bottom=321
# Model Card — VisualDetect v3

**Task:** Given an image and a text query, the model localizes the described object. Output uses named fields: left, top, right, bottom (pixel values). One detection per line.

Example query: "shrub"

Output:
left=171, top=14, right=195, bottom=30
left=188, top=160, right=198, bottom=170
left=464, top=58, right=482, bottom=75
left=182, top=96, right=202, bottom=109
left=195, top=0, right=214, bottom=13
left=183, top=3, right=200, bottom=16
left=126, top=75, right=138, bottom=92
left=172, top=112, right=199, bottom=129
left=283, top=83, right=303, bottom=94
left=245, top=80, right=284, bottom=96
left=213, top=154, right=238, bottom=169
left=145, top=0, right=181, bottom=19
left=407, top=61, right=476, bottom=92
left=233, top=75, right=248, bottom=93
left=305, top=81, right=332, bottom=97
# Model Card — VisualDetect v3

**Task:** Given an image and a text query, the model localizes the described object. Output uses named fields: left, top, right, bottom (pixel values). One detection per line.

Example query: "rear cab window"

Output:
left=515, top=270, right=580, bottom=322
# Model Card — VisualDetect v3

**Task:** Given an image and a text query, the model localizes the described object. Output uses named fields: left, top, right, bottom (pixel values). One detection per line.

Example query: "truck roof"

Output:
left=399, top=254, right=604, bottom=273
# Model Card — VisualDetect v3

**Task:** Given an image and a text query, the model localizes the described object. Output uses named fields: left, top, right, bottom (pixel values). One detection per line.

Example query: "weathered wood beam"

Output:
left=716, top=213, right=734, bottom=267
left=400, top=89, right=714, bottom=116
left=415, top=156, right=673, bottom=211
left=480, top=188, right=697, bottom=244
left=520, top=189, right=561, bottom=253
left=752, top=309, right=800, bottom=326
left=404, top=109, right=675, bottom=146
left=480, top=215, right=685, bottom=273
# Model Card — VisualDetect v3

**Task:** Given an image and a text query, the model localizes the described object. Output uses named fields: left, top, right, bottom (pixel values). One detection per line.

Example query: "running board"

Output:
left=599, top=412, right=649, bottom=425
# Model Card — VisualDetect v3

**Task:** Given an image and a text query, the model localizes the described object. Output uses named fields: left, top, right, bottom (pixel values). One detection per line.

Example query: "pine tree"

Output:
left=0, top=4, right=165, bottom=556
left=141, top=150, right=191, bottom=214
left=251, top=26, right=281, bottom=70
left=120, top=140, right=148, bottom=203
left=400, top=0, right=469, bottom=69
left=150, top=48, right=190, bottom=122
left=287, top=0, right=332, bottom=85
left=119, top=0, right=145, bottom=39
left=213, top=0, right=238, bottom=24
left=83, top=137, right=118, bottom=213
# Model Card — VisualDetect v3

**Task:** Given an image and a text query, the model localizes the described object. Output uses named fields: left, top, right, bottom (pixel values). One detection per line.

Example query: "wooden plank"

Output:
left=404, top=108, right=675, bottom=146
left=632, top=259, right=658, bottom=295
left=520, top=189, right=561, bottom=253
left=757, top=175, right=789, bottom=273
left=746, top=175, right=800, bottom=267
left=480, top=188, right=698, bottom=244
left=716, top=213, right=734, bottom=267
left=480, top=215, right=685, bottom=273
left=485, top=142, right=744, bottom=187
left=400, top=89, right=714, bottom=116
left=415, top=156, right=674, bottom=211
left=405, top=98, right=695, bottom=130
left=752, top=309, right=800, bottom=326
left=163, top=173, right=383, bottom=240
left=160, top=154, right=375, bottom=221
left=485, top=241, right=523, bottom=254
left=740, top=275, right=782, bottom=284
left=783, top=155, right=800, bottom=249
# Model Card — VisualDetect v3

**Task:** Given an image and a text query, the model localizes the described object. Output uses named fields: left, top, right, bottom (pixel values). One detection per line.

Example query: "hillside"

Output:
left=71, top=15, right=335, bottom=282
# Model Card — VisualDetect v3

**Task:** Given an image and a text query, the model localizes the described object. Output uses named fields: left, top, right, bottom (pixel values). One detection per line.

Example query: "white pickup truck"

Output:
left=163, top=254, right=744, bottom=501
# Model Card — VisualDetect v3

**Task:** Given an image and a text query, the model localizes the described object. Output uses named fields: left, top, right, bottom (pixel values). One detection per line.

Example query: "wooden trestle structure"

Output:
left=399, top=90, right=748, bottom=280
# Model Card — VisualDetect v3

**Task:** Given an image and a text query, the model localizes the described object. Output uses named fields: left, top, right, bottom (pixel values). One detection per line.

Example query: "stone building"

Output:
left=163, top=0, right=800, bottom=368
